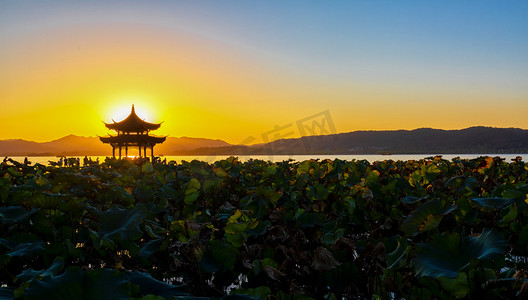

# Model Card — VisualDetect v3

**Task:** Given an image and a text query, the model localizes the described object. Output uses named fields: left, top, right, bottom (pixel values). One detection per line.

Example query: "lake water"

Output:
left=5, top=154, right=528, bottom=165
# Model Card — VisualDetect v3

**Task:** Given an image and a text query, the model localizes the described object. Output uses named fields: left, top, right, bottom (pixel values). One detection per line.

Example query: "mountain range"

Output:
left=1, top=127, right=528, bottom=156
left=179, top=126, right=528, bottom=155
left=0, top=135, right=230, bottom=156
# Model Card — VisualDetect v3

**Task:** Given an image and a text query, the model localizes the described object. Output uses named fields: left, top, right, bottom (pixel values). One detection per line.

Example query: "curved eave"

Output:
left=104, top=122, right=161, bottom=132
left=99, top=135, right=166, bottom=144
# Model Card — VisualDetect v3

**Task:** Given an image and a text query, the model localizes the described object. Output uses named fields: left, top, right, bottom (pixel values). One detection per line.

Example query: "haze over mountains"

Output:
left=1, top=127, right=527, bottom=156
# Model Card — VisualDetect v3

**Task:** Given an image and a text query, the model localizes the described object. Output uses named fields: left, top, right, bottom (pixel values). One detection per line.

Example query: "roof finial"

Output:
left=131, top=104, right=135, bottom=113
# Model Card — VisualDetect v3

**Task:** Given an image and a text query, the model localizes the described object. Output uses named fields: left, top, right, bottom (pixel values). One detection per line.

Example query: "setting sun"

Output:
left=106, top=102, right=156, bottom=124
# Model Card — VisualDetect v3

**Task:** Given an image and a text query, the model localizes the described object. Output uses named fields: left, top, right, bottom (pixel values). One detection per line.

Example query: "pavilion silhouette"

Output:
left=99, top=105, right=166, bottom=159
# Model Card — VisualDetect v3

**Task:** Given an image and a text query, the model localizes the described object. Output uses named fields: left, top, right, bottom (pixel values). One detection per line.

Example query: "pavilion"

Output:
left=99, top=105, right=166, bottom=159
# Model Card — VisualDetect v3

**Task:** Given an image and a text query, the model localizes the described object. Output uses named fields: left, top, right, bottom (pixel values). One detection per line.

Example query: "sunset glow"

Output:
left=106, top=103, right=156, bottom=125
left=1, top=1, right=527, bottom=144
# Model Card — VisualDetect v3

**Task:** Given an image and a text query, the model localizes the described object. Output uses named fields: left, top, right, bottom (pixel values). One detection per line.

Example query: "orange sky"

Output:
left=1, top=2, right=527, bottom=144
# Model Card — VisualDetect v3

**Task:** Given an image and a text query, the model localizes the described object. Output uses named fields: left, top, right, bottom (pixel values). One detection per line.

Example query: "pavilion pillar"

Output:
left=143, top=146, right=147, bottom=158
left=125, top=145, right=128, bottom=157
left=139, top=145, right=142, bottom=157
left=112, top=146, right=115, bottom=158
left=119, top=146, right=122, bottom=159
left=150, top=146, right=154, bottom=161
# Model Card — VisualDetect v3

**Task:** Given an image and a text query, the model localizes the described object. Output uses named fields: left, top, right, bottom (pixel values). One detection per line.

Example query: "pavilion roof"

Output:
left=104, top=105, right=162, bottom=132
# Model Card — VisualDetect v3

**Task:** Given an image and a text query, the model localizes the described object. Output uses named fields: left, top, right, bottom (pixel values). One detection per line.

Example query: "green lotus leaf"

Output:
left=297, top=160, right=320, bottom=177
left=7, top=167, right=22, bottom=177
left=401, top=195, right=427, bottom=204
left=445, top=176, right=464, bottom=188
left=387, top=238, right=408, bottom=270
left=134, top=184, right=154, bottom=203
left=321, top=228, right=345, bottom=245
left=202, top=178, right=219, bottom=193
left=99, top=206, right=145, bottom=242
left=184, top=192, right=199, bottom=204
left=263, top=165, right=278, bottom=179
left=225, top=210, right=258, bottom=247
left=0, top=234, right=44, bottom=257
left=254, top=186, right=281, bottom=205
left=169, top=220, right=200, bottom=243
left=184, top=178, right=201, bottom=204
left=103, top=186, right=135, bottom=205
left=185, top=178, right=201, bottom=194
left=421, top=164, right=441, bottom=183
left=498, top=205, right=518, bottom=225
left=138, top=239, right=161, bottom=259
left=240, top=196, right=269, bottom=219
left=414, top=230, right=506, bottom=278
left=16, top=257, right=64, bottom=283
left=306, top=184, right=329, bottom=201
left=471, top=197, right=515, bottom=209
left=437, top=273, right=468, bottom=299
left=141, top=162, right=154, bottom=174
left=401, top=199, right=457, bottom=236
left=0, top=206, right=39, bottom=225
left=213, top=166, right=229, bottom=178
left=365, top=170, right=380, bottom=184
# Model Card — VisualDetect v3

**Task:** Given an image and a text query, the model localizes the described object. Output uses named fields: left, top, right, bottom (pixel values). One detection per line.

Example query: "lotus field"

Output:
left=1, top=156, right=528, bottom=299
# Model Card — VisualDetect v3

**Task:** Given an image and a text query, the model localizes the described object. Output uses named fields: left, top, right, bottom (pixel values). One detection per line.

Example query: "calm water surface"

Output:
left=7, top=154, right=528, bottom=165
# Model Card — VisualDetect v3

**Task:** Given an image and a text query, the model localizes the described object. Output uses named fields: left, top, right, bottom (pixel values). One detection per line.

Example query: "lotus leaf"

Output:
left=184, top=178, right=200, bottom=204
left=16, top=257, right=64, bottom=283
left=437, top=273, right=469, bottom=299
left=386, top=238, right=408, bottom=270
left=306, top=184, right=329, bottom=201
left=225, top=210, right=258, bottom=247
left=0, top=234, right=44, bottom=257
left=400, top=195, right=427, bottom=204
left=0, top=206, right=39, bottom=224
left=138, top=239, right=161, bottom=259
left=99, top=206, right=145, bottom=242
left=401, top=199, right=457, bottom=236
left=414, top=230, right=506, bottom=278
left=141, top=162, right=154, bottom=174
left=471, top=197, right=515, bottom=209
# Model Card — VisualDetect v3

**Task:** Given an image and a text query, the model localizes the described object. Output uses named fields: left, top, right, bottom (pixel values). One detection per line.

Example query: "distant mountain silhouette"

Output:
left=2, top=127, right=528, bottom=156
left=182, top=126, right=528, bottom=155
left=157, top=137, right=230, bottom=154
left=0, top=135, right=231, bottom=156
left=0, top=139, right=53, bottom=156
